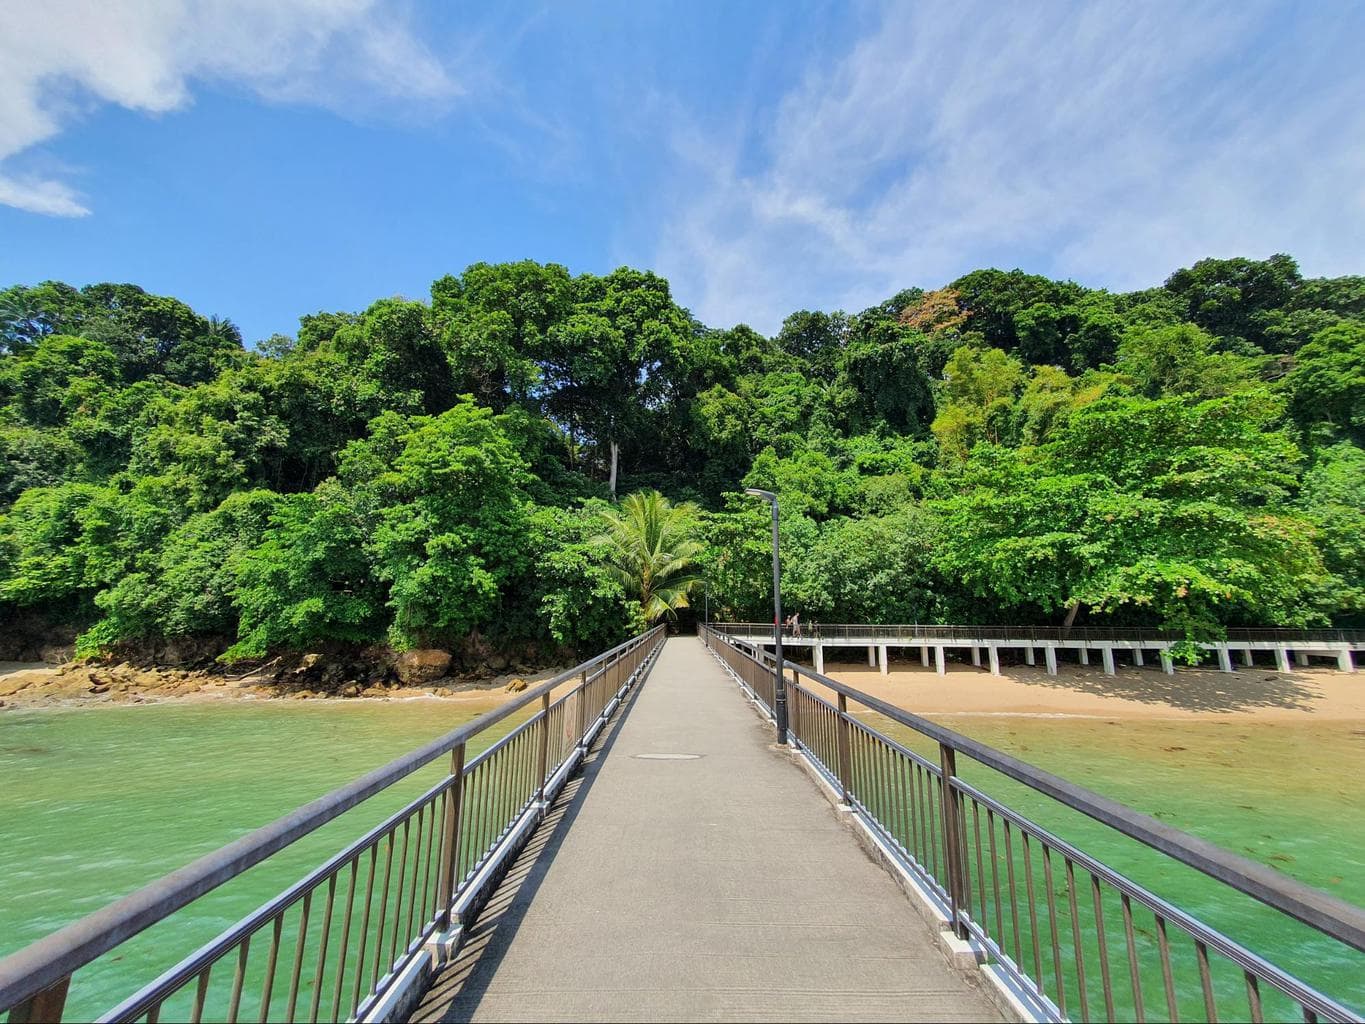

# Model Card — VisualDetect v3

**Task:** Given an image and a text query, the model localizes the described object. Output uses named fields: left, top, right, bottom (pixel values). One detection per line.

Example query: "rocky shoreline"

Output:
left=0, top=646, right=555, bottom=711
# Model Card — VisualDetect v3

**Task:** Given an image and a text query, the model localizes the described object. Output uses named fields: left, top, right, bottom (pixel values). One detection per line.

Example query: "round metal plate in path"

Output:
left=633, top=753, right=703, bottom=760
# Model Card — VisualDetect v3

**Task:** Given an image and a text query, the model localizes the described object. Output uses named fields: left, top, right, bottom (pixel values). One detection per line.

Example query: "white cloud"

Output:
left=654, top=1, right=1365, bottom=333
left=0, top=0, right=458, bottom=216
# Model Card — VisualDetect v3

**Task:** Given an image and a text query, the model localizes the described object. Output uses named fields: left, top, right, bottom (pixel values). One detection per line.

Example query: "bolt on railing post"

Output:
left=835, top=693, right=853, bottom=808
left=8, top=977, right=70, bottom=1024
left=435, top=742, right=466, bottom=929
left=938, top=743, right=969, bottom=939
left=535, top=691, right=551, bottom=804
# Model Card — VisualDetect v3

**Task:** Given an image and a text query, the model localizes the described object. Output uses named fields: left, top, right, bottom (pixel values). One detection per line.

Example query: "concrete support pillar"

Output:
left=814, top=642, right=824, bottom=675
left=1160, top=650, right=1175, bottom=675
left=969, top=646, right=980, bottom=667
left=1133, top=648, right=1145, bottom=667
left=868, top=645, right=876, bottom=667
left=1216, top=646, right=1234, bottom=673
left=988, top=646, right=1001, bottom=676
left=1339, top=650, right=1356, bottom=673
left=934, top=645, right=946, bottom=676
left=1276, top=647, right=1292, bottom=673
left=1044, top=646, right=1058, bottom=676
left=1101, top=647, right=1116, bottom=676
left=878, top=644, right=888, bottom=676
left=921, top=645, right=930, bottom=668
left=1079, top=647, right=1089, bottom=666
left=1296, top=650, right=1311, bottom=667
left=1241, top=647, right=1254, bottom=667
left=1024, top=646, right=1036, bottom=666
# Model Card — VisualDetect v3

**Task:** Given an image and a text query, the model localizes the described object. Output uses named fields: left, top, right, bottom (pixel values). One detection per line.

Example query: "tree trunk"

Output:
left=608, top=439, right=619, bottom=500
left=1062, top=602, right=1081, bottom=633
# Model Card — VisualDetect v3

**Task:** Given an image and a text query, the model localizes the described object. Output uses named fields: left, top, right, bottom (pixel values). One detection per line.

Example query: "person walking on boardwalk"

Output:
left=792, top=612, right=802, bottom=639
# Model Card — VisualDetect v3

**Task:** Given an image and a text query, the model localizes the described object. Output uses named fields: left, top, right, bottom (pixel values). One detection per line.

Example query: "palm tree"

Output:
left=593, top=490, right=703, bottom=622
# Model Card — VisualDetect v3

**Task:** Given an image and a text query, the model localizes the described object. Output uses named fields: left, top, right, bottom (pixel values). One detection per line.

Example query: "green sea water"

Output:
left=865, top=712, right=1365, bottom=1018
left=2, top=699, right=1362, bottom=1020
left=0, top=699, right=525, bottom=1021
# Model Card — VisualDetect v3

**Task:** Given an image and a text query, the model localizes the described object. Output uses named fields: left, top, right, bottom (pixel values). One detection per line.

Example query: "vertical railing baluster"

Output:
left=369, top=832, right=396, bottom=993
left=1042, top=845, right=1066, bottom=1019
left=1023, top=834, right=1044, bottom=992
left=1092, top=875, right=1116, bottom=1022
left=257, top=912, right=284, bottom=1023
left=1195, top=940, right=1218, bottom=1022
left=1154, top=913, right=1178, bottom=1023
left=835, top=693, right=853, bottom=807
left=1066, top=858, right=1090, bottom=1023
left=330, top=858, right=358, bottom=1023
left=350, top=846, right=377, bottom=1017
left=1120, top=893, right=1146, bottom=1022
left=227, top=936, right=250, bottom=1024
left=308, top=874, right=337, bottom=1024
left=189, top=966, right=211, bottom=1024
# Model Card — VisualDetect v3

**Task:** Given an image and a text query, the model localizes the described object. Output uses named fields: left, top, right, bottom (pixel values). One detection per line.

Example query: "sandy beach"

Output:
left=795, top=655, right=1365, bottom=722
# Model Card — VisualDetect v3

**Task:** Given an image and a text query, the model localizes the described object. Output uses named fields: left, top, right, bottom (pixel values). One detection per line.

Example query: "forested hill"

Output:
left=0, top=256, right=1361, bottom=668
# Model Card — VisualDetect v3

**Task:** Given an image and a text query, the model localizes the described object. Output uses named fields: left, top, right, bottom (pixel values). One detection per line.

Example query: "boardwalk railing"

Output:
left=0, top=626, right=665, bottom=1024
left=718, top=622, right=1365, bottom=646
left=703, top=625, right=1365, bottom=1023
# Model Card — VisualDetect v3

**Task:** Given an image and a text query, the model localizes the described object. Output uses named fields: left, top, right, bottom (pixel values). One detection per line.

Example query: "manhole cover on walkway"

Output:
left=633, top=753, right=703, bottom=760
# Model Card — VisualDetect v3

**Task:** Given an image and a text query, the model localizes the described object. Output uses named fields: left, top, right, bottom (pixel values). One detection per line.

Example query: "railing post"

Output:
left=939, top=743, right=969, bottom=939
left=835, top=693, right=853, bottom=808
left=577, top=669, right=589, bottom=749
left=535, top=691, right=551, bottom=804
left=435, top=742, right=466, bottom=929
left=788, top=668, right=801, bottom=745
left=8, top=977, right=70, bottom=1024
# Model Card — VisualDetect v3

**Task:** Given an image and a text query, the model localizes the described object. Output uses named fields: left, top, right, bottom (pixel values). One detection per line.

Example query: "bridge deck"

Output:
left=410, top=636, right=1000, bottom=1023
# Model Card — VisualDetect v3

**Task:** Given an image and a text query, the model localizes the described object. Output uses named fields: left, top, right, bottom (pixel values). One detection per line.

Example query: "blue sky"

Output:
left=1, top=1, right=1363, bottom=344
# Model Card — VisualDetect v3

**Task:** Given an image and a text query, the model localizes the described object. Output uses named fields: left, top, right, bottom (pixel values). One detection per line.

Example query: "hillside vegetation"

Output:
left=0, top=255, right=1360, bottom=669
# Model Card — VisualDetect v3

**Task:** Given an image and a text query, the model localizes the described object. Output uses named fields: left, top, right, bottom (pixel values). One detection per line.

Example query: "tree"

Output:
left=933, top=391, right=1325, bottom=644
left=1282, top=322, right=1365, bottom=444
left=593, top=490, right=702, bottom=622
left=1163, top=254, right=1302, bottom=351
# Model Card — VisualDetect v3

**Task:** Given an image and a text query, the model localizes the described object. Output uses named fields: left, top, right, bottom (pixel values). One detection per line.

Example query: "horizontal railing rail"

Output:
left=703, top=625, right=1365, bottom=1023
left=716, top=622, right=1365, bottom=646
left=0, top=626, right=666, bottom=1024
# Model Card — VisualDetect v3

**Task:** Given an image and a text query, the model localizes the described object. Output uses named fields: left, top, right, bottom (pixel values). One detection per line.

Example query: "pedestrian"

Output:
left=792, top=612, right=802, bottom=639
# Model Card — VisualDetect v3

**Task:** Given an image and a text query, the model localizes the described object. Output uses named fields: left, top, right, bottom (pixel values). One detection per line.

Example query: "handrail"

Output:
left=0, top=626, right=665, bottom=1019
left=707, top=625, right=1365, bottom=951
left=702, top=624, right=1365, bottom=1021
left=716, top=621, right=1365, bottom=645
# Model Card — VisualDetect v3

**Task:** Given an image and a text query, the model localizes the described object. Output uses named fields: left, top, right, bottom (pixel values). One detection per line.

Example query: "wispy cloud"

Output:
left=654, top=1, right=1365, bottom=333
left=0, top=0, right=459, bottom=217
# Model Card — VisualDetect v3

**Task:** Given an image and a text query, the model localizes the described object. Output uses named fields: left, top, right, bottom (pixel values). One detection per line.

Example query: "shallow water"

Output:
left=0, top=699, right=520, bottom=1020
left=863, top=712, right=1365, bottom=1015
left=2, top=698, right=1362, bottom=1019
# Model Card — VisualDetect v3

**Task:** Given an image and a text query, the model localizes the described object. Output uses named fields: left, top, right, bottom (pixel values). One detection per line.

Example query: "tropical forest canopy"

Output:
left=0, top=254, right=1360, bottom=664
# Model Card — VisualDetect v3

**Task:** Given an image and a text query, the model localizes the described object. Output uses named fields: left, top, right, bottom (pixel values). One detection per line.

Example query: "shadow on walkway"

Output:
left=411, top=676, right=647, bottom=1023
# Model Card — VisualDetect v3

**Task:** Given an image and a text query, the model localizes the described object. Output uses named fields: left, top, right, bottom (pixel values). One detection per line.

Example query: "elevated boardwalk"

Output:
left=718, top=622, right=1362, bottom=676
left=411, top=637, right=1001, bottom=1023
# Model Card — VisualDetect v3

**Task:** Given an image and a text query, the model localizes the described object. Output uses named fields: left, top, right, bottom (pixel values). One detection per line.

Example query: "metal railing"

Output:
left=0, top=626, right=665, bottom=1024
left=703, top=625, right=1365, bottom=1023
left=718, top=622, right=1365, bottom=646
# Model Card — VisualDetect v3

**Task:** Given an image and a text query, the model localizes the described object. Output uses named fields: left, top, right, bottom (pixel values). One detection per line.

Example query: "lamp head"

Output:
left=743, top=487, right=777, bottom=502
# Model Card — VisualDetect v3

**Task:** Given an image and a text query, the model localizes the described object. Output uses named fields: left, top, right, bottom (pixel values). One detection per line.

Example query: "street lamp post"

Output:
left=743, top=487, right=788, bottom=745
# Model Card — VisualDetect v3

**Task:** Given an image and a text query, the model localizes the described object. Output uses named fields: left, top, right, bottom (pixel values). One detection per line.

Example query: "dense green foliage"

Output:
left=1, top=254, right=1360, bottom=665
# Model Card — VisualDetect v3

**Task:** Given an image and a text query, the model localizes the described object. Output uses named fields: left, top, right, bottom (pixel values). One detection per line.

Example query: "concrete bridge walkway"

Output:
left=411, top=637, right=1001, bottom=1023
